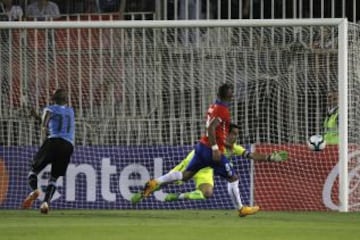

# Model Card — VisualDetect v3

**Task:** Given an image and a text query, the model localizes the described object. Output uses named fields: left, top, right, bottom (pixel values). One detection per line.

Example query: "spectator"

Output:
left=178, top=0, right=204, bottom=45
left=26, top=0, right=60, bottom=20
left=0, top=0, right=23, bottom=21
left=98, top=0, right=122, bottom=13
left=179, top=0, right=203, bottom=20
left=98, top=0, right=126, bottom=20
left=82, top=0, right=99, bottom=14
left=65, top=0, right=99, bottom=14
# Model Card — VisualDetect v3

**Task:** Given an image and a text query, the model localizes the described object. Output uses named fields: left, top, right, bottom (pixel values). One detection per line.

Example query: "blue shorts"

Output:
left=185, top=143, right=235, bottom=179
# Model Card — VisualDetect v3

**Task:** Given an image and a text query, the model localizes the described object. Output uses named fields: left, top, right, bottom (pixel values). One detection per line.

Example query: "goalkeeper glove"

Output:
left=269, top=150, right=288, bottom=162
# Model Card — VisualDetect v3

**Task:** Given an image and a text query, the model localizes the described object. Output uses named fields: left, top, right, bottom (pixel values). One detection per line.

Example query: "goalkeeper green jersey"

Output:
left=324, top=106, right=338, bottom=145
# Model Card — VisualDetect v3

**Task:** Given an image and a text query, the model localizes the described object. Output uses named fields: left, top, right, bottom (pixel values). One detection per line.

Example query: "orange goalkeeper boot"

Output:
left=239, top=205, right=260, bottom=217
left=22, top=189, right=40, bottom=209
left=142, top=179, right=159, bottom=197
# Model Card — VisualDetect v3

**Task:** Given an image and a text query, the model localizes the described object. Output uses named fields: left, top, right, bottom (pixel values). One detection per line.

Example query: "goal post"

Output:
left=338, top=19, right=348, bottom=212
left=0, top=18, right=358, bottom=212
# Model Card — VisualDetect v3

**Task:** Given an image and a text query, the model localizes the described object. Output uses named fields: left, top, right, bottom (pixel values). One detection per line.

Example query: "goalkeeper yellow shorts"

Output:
left=192, top=167, right=214, bottom=189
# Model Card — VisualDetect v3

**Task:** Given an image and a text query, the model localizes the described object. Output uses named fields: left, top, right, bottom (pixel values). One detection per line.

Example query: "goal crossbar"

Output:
left=0, top=18, right=346, bottom=29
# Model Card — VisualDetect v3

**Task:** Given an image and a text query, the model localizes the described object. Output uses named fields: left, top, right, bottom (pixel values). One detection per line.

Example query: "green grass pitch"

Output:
left=1, top=210, right=360, bottom=240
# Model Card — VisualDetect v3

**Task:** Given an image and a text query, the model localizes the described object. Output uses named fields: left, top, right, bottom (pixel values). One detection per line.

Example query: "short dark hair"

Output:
left=52, top=89, right=67, bottom=104
left=229, top=123, right=239, bottom=133
left=217, top=83, right=233, bottom=100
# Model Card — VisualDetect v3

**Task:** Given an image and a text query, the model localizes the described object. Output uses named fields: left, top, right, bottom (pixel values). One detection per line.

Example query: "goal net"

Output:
left=0, top=19, right=359, bottom=212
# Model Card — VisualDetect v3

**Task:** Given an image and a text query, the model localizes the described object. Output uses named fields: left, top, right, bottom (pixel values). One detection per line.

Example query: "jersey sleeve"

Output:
left=41, top=107, right=52, bottom=123
left=232, top=144, right=246, bottom=156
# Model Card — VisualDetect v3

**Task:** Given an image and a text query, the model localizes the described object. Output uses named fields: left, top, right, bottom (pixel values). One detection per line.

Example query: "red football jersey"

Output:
left=199, top=101, right=230, bottom=152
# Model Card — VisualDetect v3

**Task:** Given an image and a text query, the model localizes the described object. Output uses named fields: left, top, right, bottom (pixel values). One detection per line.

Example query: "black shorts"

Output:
left=32, top=138, right=74, bottom=178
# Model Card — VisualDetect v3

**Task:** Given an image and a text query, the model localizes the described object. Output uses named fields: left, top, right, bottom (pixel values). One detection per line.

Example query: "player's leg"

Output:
left=22, top=140, right=51, bottom=209
left=213, top=156, right=259, bottom=217
left=133, top=153, right=194, bottom=203
left=131, top=184, right=161, bottom=204
left=22, top=181, right=41, bottom=209
left=40, top=139, right=73, bottom=214
left=130, top=192, right=144, bottom=204
left=142, top=146, right=205, bottom=198
left=165, top=168, right=214, bottom=201
left=163, top=143, right=214, bottom=200
left=39, top=176, right=56, bottom=214
left=165, top=184, right=211, bottom=201
left=143, top=170, right=195, bottom=198
left=227, top=178, right=259, bottom=217
left=227, top=180, right=259, bottom=217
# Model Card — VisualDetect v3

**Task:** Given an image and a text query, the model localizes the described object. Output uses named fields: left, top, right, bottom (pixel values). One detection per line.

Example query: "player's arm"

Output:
left=233, top=144, right=288, bottom=162
left=207, top=117, right=221, bottom=162
left=40, top=109, right=51, bottom=142
left=248, top=150, right=288, bottom=162
left=248, top=152, right=269, bottom=161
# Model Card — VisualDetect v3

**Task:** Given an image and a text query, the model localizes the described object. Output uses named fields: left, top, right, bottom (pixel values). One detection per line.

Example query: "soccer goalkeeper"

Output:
left=323, top=91, right=338, bottom=145
left=131, top=123, right=288, bottom=211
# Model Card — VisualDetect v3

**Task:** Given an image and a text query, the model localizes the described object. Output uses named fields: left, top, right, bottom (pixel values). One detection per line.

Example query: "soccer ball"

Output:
left=307, top=134, right=326, bottom=151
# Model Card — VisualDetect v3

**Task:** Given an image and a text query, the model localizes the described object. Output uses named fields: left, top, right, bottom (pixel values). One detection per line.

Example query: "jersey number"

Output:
left=53, top=114, right=72, bottom=133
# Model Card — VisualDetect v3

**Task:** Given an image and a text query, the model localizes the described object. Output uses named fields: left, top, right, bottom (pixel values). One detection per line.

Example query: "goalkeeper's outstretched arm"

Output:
left=226, top=123, right=288, bottom=163
left=231, top=143, right=288, bottom=162
left=247, top=150, right=288, bottom=162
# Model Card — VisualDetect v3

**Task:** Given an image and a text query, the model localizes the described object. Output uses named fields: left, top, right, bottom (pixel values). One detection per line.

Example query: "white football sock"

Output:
left=156, top=171, right=183, bottom=184
left=227, top=180, right=243, bottom=210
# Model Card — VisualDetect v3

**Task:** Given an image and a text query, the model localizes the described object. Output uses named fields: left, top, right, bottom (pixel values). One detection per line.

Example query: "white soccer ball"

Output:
left=307, top=134, right=326, bottom=151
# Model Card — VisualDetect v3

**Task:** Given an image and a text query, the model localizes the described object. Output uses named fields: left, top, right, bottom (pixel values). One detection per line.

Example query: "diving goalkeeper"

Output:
left=131, top=123, right=288, bottom=209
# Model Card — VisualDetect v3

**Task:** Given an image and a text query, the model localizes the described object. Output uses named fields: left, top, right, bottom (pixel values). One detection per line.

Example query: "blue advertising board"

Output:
left=0, top=146, right=251, bottom=209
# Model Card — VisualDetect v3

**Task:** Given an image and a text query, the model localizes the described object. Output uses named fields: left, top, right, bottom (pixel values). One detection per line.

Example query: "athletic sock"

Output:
left=28, top=172, right=38, bottom=191
left=156, top=171, right=182, bottom=184
left=227, top=180, right=243, bottom=210
left=44, top=181, right=57, bottom=203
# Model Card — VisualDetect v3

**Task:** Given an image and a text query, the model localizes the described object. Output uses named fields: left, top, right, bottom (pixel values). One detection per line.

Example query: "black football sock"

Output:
left=44, top=182, right=56, bottom=203
left=28, top=173, right=38, bottom=191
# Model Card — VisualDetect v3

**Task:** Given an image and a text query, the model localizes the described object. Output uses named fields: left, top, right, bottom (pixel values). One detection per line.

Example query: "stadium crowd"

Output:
left=0, top=0, right=148, bottom=20
left=1, top=0, right=359, bottom=22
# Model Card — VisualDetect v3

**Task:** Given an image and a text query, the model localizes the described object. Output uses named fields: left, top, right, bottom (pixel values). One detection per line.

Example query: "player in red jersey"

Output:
left=199, top=97, right=231, bottom=153
left=142, top=83, right=259, bottom=217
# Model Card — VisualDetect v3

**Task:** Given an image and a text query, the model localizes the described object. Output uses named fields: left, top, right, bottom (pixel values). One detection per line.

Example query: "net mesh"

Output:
left=0, top=21, right=359, bottom=211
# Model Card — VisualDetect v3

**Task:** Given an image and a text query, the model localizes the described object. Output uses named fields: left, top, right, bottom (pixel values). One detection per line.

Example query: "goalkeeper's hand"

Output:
left=269, top=150, right=288, bottom=162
